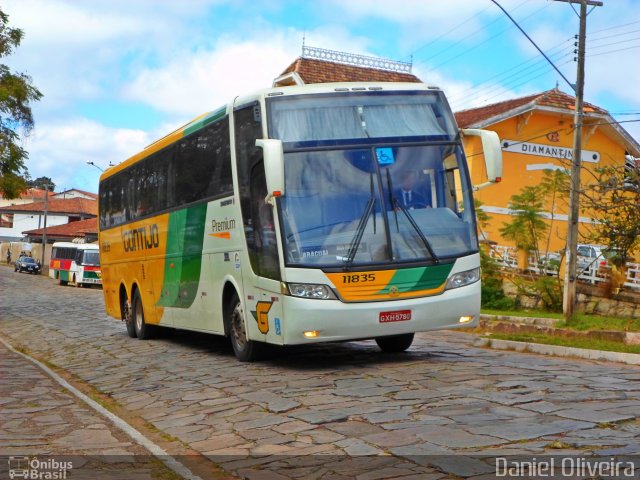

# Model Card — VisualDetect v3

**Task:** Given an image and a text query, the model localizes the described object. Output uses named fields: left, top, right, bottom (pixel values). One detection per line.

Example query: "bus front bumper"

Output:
left=280, top=281, right=480, bottom=345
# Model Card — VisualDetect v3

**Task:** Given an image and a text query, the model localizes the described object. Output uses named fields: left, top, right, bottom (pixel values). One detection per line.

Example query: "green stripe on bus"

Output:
left=376, top=263, right=453, bottom=294
left=183, top=107, right=226, bottom=136
left=84, top=271, right=100, bottom=279
left=157, top=203, right=208, bottom=308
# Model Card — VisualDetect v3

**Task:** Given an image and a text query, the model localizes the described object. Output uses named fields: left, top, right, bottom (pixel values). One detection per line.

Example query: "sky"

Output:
left=4, top=0, right=640, bottom=194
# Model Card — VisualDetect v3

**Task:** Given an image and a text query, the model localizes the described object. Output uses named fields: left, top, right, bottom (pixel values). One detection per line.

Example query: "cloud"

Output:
left=121, top=25, right=372, bottom=116
left=23, top=118, right=150, bottom=192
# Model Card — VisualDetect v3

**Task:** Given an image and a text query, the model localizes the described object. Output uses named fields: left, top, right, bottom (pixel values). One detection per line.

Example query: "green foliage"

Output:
left=480, top=248, right=515, bottom=310
left=499, top=184, right=549, bottom=260
left=0, top=8, right=42, bottom=199
left=27, top=176, right=55, bottom=191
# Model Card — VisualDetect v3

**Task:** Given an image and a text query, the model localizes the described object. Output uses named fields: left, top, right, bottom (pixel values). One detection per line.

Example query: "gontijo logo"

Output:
left=122, top=224, right=160, bottom=252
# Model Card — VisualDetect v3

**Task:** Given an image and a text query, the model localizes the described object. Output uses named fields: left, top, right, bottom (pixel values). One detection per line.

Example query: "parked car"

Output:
left=537, top=252, right=562, bottom=275
left=14, top=256, right=42, bottom=274
left=576, top=244, right=613, bottom=275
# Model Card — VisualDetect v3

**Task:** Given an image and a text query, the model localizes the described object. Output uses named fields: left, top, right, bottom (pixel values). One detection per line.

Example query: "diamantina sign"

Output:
left=502, top=140, right=600, bottom=163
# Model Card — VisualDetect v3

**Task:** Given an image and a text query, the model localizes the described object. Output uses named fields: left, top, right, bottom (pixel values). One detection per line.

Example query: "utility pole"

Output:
left=555, top=0, right=602, bottom=320
left=41, top=184, right=50, bottom=268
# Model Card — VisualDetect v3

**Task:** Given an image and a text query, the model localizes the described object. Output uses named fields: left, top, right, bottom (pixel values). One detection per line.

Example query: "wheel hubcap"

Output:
left=135, top=300, right=143, bottom=331
left=231, top=302, right=247, bottom=350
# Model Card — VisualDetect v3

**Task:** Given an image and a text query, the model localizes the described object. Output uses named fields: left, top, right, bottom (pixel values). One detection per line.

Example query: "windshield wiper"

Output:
left=386, top=170, right=439, bottom=264
left=341, top=175, right=376, bottom=270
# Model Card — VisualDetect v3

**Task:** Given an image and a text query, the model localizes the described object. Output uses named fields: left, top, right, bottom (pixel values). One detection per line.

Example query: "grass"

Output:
left=489, top=332, right=640, bottom=355
left=482, top=308, right=640, bottom=332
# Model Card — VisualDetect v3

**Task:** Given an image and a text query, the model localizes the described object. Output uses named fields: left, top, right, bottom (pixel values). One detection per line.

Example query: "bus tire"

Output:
left=122, top=294, right=136, bottom=338
left=375, top=333, right=414, bottom=353
left=132, top=289, right=154, bottom=340
left=227, top=292, right=265, bottom=362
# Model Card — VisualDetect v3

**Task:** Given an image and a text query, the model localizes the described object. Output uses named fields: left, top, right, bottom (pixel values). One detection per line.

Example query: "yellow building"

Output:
left=455, top=88, right=640, bottom=257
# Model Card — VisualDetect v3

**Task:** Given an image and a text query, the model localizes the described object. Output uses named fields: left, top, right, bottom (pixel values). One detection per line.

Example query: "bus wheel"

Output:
left=132, top=290, right=154, bottom=340
left=121, top=295, right=136, bottom=338
left=375, top=333, right=414, bottom=353
left=227, top=293, right=264, bottom=362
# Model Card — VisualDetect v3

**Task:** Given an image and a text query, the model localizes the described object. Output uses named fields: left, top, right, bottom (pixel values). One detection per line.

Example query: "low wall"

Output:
left=502, top=275, right=640, bottom=318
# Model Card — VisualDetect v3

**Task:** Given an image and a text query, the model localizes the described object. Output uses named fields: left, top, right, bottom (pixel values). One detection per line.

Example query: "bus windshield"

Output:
left=81, top=250, right=100, bottom=266
left=279, top=144, right=477, bottom=268
left=269, top=91, right=456, bottom=144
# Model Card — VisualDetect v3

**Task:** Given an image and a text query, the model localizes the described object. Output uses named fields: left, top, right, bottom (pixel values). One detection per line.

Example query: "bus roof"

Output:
left=99, top=82, right=441, bottom=182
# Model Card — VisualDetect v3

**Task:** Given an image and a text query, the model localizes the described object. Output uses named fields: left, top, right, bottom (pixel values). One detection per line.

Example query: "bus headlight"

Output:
left=286, top=283, right=337, bottom=300
left=445, top=268, right=480, bottom=290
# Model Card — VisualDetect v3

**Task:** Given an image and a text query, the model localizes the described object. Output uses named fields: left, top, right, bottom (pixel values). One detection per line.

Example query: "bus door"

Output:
left=235, top=102, right=284, bottom=345
left=250, top=161, right=284, bottom=343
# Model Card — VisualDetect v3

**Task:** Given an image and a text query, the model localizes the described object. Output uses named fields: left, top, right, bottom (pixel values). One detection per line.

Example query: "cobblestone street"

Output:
left=1, top=265, right=640, bottom=479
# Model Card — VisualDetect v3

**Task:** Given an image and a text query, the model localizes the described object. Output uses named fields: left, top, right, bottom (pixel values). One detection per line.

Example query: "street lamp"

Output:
left=86, top=161, right=104, bottom=172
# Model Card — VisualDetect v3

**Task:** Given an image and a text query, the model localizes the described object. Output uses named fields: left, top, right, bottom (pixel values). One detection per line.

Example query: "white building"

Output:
left=0, top=197, right=97, bottom=242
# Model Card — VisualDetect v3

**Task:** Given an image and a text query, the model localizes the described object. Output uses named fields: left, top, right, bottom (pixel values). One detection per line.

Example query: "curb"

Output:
left=474, top=337, right=640, bottom=365
left=480, top=313, right=558, bottom=327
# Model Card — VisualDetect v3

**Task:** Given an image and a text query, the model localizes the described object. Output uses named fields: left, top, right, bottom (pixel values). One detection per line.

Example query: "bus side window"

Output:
left=250, top=163, right=280, bottom=280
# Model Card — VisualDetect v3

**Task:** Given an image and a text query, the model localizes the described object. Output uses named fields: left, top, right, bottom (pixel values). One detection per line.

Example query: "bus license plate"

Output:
left=379, top=310, right=412, bottom=323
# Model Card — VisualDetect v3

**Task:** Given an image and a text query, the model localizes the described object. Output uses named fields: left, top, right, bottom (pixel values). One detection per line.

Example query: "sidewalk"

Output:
left=0, top=339, right=183, bottom=479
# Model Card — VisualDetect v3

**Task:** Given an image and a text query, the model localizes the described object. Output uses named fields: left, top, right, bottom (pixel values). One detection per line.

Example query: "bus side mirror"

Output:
left=461, top=129, right=503, bottom=190
left=256, top=139, right=285, bottom=203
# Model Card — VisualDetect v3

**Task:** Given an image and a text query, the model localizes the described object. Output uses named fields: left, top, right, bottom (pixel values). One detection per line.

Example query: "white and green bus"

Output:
left=50, top=242, right=102, bottom=287
left=98, top=82, right=501, bottom=361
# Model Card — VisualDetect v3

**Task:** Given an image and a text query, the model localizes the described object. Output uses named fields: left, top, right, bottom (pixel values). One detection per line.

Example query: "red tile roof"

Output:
left=0, top=188, right=54, bottom=201
left=0, top=197, right=98, bottom=216
left=22, top=218, right=97, bottom=237
left=279, top=57, right=422, bottom=84
left=455, top=88, right=608, bottom=128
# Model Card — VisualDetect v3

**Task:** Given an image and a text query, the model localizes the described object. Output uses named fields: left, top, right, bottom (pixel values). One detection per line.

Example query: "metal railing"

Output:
left=489, top=244, right=640, bottom=291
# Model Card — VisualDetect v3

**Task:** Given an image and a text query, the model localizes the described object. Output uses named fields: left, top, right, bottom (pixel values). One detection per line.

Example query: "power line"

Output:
left=588, top=26, right=640, bottom=42
left=450, top=49, right=573, bottom=108
left=412, top=0, right=533, bottom=67
left=448, top=38, right=573, bottom=105
left=587, top=43, right=640, bottom=57
left=588, top=19, right=640, bottom=35
left=587, top=35, right=640, bottom=51
left=408, top=3, right=495, bottom=59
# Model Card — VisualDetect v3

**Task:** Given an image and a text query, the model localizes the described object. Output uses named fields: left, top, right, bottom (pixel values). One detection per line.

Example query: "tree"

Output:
left=582, top=161, right=640, bottom=280
left=0, top=8, right=42, bottom=199
left=28, top=176, right=55, bottom=192
left=499, top=184, right=549, bottom=264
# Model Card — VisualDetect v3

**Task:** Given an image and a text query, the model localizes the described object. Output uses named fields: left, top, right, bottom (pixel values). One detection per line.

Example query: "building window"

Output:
left=0, top=213, right=14, bottom=228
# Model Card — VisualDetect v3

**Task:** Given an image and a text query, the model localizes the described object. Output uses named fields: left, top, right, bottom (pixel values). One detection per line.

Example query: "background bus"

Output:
left=75, top=244, right=102, bottom=288
left=49, top=241, right=78, bottom=285
left=99, top=82, right=501, bottom=361
left=50, top=242, right=101, bottom=287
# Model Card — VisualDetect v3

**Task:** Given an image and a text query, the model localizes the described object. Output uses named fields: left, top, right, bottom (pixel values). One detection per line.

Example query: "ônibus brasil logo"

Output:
left=8, top=456, right=72, bottom=479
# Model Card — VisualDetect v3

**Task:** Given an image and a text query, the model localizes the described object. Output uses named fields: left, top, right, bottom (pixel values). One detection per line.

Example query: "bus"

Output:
left=75, top=244, right=102, bottom=287
left=50, top=242, right=101, bottom=287
left=50, top=241, right=78, bottom=285
left=98, top=82, right=502, bottom=361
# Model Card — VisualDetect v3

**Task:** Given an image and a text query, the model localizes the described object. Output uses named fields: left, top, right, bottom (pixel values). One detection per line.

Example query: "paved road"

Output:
left=1, top=265, right=639, bottom=479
